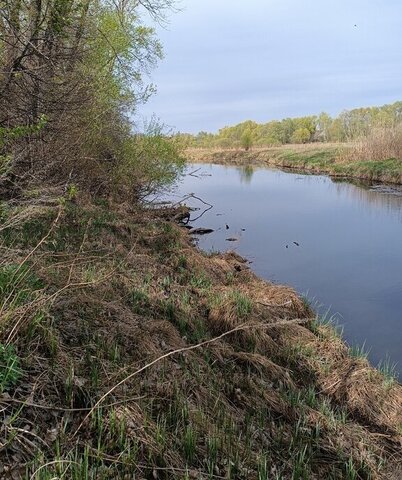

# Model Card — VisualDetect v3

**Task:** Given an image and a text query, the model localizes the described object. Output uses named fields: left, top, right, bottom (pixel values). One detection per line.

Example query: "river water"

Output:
left=173, top=163, right=402, bottom=375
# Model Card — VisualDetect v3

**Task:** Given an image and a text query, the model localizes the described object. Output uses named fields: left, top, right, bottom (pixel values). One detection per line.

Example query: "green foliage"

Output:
left=0, top=343, right=22, bottom=393
left=0, top=115, right=48, bottom=176
left=129, top=289, right=150, bottom=315
left=0, top=202, right=8, bottom=221
left=1, top=0, right=184, bottom=197
left=240, top=128, right=253, bottom=151
left=0, top=155, right=11, bottom=176
left=66, top=184, right=78, bottom=201
left=291, top=127, right=311, bottom=144
left=116, top=122, right=185, bottom=194
left=187, top=100, right=402, bottom=148
left=0, top=115, right=48, bottom=147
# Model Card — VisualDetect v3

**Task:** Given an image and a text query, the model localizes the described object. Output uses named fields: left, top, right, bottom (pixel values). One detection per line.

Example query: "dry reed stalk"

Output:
left=338, top=126, right=402, bottom=162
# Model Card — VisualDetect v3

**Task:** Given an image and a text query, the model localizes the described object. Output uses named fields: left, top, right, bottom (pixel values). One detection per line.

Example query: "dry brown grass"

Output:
left=338, top=126, right=402, bottom=163
left=186, top=142, right=345, bottom=164
left=0, top=196, right=401, bottom=478
left=186, top=137, right=402, bottom=184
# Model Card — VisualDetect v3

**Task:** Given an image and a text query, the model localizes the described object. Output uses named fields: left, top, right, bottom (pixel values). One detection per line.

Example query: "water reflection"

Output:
left=332, top=180, right=402, bottom=222
left=237, top=165, right=254, bottom=184
left=176, top=163, right=402, bottom=376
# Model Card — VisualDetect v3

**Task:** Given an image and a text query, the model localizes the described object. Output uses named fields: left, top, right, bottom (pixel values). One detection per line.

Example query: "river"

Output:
left=172, top=163, right=402, bottom=376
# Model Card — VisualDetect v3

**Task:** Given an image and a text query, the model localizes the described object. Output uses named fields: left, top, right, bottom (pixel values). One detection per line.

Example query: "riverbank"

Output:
left=187, top=144, right=402, bottom=184
left=0, top=193, right=401, bottom=478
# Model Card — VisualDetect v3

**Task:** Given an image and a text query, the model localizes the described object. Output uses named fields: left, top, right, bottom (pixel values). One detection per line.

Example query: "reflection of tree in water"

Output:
left=238, top=165, right=254, bottom=184
left=332, top=180, right=402, bottom=222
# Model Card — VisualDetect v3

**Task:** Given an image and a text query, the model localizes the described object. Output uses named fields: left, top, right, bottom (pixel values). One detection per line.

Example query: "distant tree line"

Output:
left=183, top=101, right=402, bottom=149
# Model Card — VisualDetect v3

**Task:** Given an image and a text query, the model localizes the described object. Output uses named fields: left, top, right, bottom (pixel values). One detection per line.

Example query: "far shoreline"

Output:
left=186, top=144, right=402, bottom=185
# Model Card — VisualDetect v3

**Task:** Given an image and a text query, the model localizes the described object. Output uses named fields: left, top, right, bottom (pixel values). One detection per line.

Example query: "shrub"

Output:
left=115, top=125, right=186, bottom=197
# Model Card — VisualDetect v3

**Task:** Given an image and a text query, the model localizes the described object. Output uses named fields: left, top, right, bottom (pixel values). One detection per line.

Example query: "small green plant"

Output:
left=0, top=201, right=10, bottom=221
left=189, top=317, right=208, bottom=342
left=257, top=453, right=269, bottom=480
left=66, top=184, right=78, bottom=201
left=0, top=155, right=12, bottom=176
left=344, top=456, right=358, bottom=480
left=231, top=290, right=252, bottom=318
left=163, top=299, right=176, bottom=321
left=349, top=341, right=369, bottom=360
left=154, top=414, right=168, bottom=450
left=183, top=424, right=197, bottom=463
left=0, top=343, right=22, bottom=393
left=65, top=364, right=75, bottom=407
left=310, top=309, right=343, bottom=339
left=207, top=436, right=219, bottom=475
left=129, top=288, right=150, bottom=314
left=161, top=275, right=172, bottom=289
left=82, top=265, right=98, bottom=283
left=190, top=272, right=212, bottom=289
left=177, top=254, right=187, bottom=270
left=377, top=356, right=397, bottom=388
left=292, top=444, right=309, bottom=479
left=226, top=271, right=235, bottom=285
left=304, top=386, right=318, bottom=408
left=109, top=340, right=121, bottom=363
left=318, top=398, right=348, bottom=426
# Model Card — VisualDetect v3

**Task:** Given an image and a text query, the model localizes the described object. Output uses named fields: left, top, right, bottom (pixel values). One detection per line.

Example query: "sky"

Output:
left=140, top=0, right=402, bottom=134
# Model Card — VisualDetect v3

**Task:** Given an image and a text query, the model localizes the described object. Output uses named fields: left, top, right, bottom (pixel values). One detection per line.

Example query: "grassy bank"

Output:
left=0, top=190, right=401, bottom=479
left=187, top=144, right=402, bottom=184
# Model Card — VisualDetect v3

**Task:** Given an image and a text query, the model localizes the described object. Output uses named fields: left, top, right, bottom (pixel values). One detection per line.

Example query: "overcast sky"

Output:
left=140, top=0, right=401, bottom=134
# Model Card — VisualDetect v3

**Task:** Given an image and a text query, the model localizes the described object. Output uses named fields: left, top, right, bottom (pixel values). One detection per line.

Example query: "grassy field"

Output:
left=0, top=191, right=401, bottom=478
left=187, top=143, right=402, bottom=184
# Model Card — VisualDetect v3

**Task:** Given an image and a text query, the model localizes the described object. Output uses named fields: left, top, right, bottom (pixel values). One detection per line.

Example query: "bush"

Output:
left=115, top=127, right=186, bottom=197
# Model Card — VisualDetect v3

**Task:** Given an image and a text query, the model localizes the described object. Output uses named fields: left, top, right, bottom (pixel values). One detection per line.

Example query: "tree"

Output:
left=0, top=0, right=181, bottom=196
left=187, top=100, right=402, bottom=148
left=291, top=128, right=311, bottom=144
left=317, top=112, right=333, bottom=142
left=240, top=128, right=253, bottom=151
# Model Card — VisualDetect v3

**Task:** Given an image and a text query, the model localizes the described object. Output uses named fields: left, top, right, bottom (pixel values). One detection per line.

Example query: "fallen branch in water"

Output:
left=189, top=227, right=214, bottom=235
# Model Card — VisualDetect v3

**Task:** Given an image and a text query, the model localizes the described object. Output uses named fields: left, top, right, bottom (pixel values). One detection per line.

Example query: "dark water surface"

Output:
left=174, top=163, right=402, bottom=375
